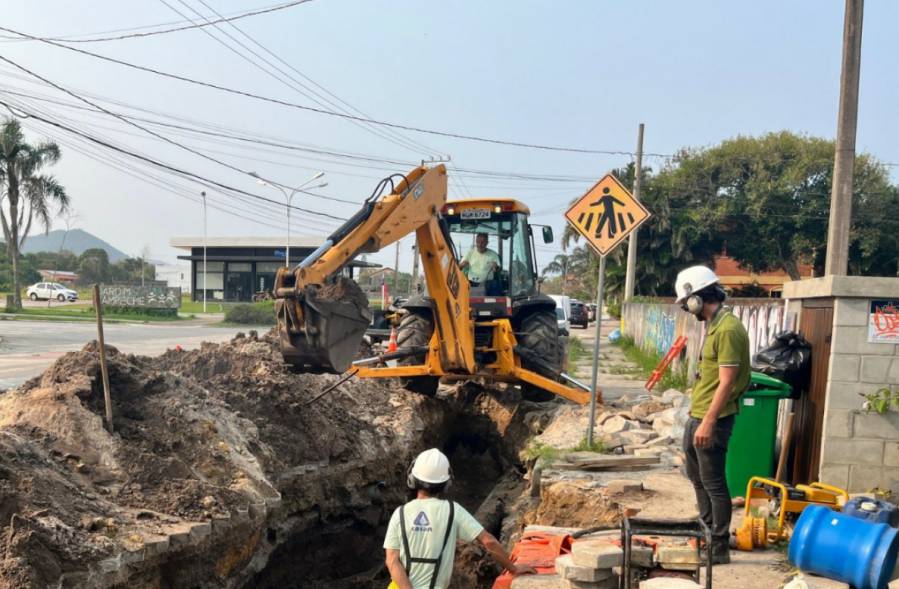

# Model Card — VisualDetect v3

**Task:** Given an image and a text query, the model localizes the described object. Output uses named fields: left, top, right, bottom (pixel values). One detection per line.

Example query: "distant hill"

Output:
left=20, top=229, right=130, bottom=262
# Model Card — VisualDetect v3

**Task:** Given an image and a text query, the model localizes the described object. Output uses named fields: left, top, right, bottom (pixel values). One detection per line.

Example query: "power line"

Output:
left=1, top=1, right=315, bottom=44
left=0, top=53, right=346, bottom=220
left=0, top=25, right=662, bottom=156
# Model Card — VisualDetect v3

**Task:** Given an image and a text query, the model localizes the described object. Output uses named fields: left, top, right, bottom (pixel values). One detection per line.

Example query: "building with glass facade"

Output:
left=171, top=236, right=322, bottom=302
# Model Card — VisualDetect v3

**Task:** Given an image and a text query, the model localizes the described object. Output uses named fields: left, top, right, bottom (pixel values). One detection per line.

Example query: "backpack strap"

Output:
left=397, top=501, right=456, bottom=589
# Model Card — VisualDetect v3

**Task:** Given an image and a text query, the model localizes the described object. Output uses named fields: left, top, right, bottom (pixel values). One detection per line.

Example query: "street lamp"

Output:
left=250, top=171, right=327, bottom=268
left=200, top=190, right=207, bottom=313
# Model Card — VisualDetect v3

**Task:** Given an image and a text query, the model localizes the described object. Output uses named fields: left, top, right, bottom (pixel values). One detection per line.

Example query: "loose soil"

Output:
left=0, top=329, right=538, bottom=589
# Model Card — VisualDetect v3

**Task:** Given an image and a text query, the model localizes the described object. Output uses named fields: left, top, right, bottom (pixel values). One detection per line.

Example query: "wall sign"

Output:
left=868, top=300, right=899, bottom=344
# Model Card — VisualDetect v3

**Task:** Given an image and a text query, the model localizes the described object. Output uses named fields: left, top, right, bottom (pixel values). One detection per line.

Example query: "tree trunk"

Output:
left=783, top=259, right=802, bottom=281
left=7, top=163, right=22, bottom=311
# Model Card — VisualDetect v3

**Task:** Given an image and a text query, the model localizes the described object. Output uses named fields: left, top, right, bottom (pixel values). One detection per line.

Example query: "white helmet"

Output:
left=409, top=448, right=452, bottom=485
left=675, top=265, right=721, bottom=303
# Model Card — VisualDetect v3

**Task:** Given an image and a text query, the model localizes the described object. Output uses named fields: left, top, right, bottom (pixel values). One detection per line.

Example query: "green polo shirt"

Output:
left=691, top=308, right=751, bottom=419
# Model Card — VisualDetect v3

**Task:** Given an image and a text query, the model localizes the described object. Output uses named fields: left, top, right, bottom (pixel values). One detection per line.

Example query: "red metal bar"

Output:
left=645, top=335, right=687, bottom=391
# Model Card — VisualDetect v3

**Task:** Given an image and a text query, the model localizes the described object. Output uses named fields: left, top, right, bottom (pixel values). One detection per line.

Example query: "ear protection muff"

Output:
left=406, top=459, right=454, bottom=490
left=682, top=284, right=726, bottom=316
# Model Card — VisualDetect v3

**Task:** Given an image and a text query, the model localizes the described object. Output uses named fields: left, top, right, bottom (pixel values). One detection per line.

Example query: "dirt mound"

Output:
left=0, top=331, right=432, bottom=588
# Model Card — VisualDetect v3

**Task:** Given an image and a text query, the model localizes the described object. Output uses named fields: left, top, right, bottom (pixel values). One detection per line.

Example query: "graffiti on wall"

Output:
left=100, top=284, right=181, bottom=309
left=868, top=300, right=899, bottom=344
left=644, top=306, right=677, bottom=356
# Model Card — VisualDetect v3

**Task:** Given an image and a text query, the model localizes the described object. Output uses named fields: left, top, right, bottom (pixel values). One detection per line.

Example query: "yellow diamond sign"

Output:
left=565, top=174, right=651, bottom=256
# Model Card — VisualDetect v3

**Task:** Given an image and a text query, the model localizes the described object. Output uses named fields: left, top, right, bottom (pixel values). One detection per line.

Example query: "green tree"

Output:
left=0, top=119, right=68, bottom=308
left=78, top=248, right=110, bottom=285
left=661, top=131, right=895, bottom=279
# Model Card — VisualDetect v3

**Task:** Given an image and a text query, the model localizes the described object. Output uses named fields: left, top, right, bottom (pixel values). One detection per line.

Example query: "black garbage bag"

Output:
left=752, top=331, right=812, bottom=398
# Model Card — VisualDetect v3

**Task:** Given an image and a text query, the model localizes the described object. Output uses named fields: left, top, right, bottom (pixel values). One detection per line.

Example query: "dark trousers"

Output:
left=683, top=415, right=735, bottom=546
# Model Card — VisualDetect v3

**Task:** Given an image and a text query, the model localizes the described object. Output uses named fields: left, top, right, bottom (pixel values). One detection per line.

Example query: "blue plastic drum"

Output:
left=789, top=505, right=899, bottom=589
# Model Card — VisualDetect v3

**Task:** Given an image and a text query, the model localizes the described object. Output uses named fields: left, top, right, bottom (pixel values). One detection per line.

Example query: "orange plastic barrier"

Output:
left=491, top=532, right=572, bottom=589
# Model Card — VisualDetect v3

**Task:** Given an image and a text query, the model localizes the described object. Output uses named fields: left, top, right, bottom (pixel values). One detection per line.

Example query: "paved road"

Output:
left=0, top=319, right=252, bottom=390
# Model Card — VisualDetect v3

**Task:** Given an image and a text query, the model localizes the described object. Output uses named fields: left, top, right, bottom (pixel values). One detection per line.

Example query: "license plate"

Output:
left=460, top=208, right=491, bottom=220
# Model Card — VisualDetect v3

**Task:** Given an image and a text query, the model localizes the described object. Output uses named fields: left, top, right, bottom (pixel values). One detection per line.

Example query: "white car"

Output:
left=26, top=282, right=79, bottom=302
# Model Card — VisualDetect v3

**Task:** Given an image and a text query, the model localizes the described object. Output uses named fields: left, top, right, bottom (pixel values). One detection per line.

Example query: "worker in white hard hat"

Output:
left=675, top=265, right=750, bottom=565
left=383, top=448, right=536, bottom=589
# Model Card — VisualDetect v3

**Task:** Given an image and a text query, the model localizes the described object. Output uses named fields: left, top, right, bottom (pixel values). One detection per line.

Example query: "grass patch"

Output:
left=572, top=437, right=606, bottom=453
left=568, top=335, right=589, bottom=365
left=524, top=441, right=561, bottom=463
left=222, top=301, right=276, bottom=325
left=179, top=295, right=233, bottom=314
left=8, top=307, right=182, bottom=322
left=615, top=335, right=689, bottom=391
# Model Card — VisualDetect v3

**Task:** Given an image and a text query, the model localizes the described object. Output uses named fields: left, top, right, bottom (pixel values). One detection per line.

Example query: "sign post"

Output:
left=565, top=173, right=651, bottom=446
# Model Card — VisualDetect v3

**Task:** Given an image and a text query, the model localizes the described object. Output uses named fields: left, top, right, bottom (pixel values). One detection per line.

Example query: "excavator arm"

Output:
left=274, top=165, right=475, bottom=374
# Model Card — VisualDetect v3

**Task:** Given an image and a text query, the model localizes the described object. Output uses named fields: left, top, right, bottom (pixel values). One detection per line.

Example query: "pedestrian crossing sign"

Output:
left=565, top=173, right=651, bottom=256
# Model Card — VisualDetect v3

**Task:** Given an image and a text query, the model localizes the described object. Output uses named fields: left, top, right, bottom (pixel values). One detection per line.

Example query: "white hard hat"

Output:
left=410, top=448, right=452, bottom=484
left=675, top=265, right=721, bottom=303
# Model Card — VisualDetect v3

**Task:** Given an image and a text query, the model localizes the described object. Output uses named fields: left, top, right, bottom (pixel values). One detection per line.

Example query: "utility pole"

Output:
left=825, top=0, right=864, bottom=276
left=410, top=238, right=420, bottom=296
left=624, top=123, right=644, bottom=299
left=201, top=191, right=207, bottom=313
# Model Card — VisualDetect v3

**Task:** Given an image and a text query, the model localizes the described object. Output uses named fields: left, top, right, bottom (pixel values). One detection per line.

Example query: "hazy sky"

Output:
left=2, top=1, right=897, bottom=273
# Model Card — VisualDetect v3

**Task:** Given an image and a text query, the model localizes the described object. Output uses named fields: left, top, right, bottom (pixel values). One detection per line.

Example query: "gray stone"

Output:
left=602, top=416, right=635, bottom=434
left=189, top=521, right=212, bottom=541
left=212, top=513, right=232, bottom=532
left=657, top=544, right=700, bottom=571
left=510, top=574, right=566, bottom=588
left=620, top=429, right=657, bottom=445
left=97, top=556, right=121, bottom=574
left=823, top=438, right=883, bottom=465
left=660, top=389, right=687, bottom=407
left=634, top=447, right=666, bottom=457
left=862, top=356, right=893, bottom=383
left=567, top=578, right=619, bottom=589
left=249, top=502, right=266, bottom=518
left=834, top=298, right=870, bottom=327
left=168, top=528, right=191, bottom=548
left=830, top=355, right=861, bottom=383
left=644, top=435, right=673, bottom=447
left=853, top=412, right=899, bottom=440
left=571, top=540, right=622, bottom=569
left=606, top=479, right=643, bottom=494
left=555, top=554, right=611, bottom=582
left=120, top=548, right=144, bottom=565
left=622, top=444, right=642, bottom=455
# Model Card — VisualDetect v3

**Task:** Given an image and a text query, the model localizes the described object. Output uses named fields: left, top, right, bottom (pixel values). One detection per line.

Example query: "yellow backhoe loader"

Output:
left=272, top=165, right=592, bottom=404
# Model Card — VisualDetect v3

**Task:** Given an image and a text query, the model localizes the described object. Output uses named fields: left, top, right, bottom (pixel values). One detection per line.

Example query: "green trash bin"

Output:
left=725, top=372, right=792, bottom=498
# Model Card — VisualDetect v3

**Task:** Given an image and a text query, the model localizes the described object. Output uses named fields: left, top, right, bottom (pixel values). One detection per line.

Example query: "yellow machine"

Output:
left=735, top=476, right=848, bottom=550
left=272, top=165, right=591, bottom=403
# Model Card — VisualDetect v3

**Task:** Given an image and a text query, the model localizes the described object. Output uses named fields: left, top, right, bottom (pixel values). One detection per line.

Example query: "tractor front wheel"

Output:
left=517, top=309, right=564, bottom=402
left=396, top=310, right=439, bottom=397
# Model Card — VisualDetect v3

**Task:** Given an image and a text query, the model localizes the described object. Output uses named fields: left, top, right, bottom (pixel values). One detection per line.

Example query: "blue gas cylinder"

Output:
left=789, top=505, right=899, bottom=589
left=844, top=497, right=899, bottom=527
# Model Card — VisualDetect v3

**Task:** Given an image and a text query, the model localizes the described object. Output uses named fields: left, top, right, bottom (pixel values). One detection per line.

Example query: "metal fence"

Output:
left=621, top=298, right=786, bottom=380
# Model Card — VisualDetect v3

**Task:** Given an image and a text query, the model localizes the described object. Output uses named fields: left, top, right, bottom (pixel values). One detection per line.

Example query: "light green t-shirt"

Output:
left=462, top=248, right=500, bottom=283
left=690, top=308, right=751, bottom=419
left=383, top=498, right=484, bottom=589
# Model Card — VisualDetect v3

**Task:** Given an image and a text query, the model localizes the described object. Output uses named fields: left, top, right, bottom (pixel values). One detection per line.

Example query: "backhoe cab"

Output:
left=273, top=165, right=591, bottom=404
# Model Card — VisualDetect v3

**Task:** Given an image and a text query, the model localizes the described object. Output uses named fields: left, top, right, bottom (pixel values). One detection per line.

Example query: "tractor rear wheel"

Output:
left=396, top=309, right=439, bottom=397
left=518, top=309, right=563, bottom=402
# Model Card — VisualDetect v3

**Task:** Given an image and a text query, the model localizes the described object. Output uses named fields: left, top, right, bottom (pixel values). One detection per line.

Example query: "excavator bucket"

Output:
left=277, top=277, right=372, bottom=374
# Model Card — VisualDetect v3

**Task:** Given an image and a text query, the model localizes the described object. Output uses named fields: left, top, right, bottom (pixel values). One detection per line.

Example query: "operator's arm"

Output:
left=385, top=549, right=413, bottom=589
left=460, top=249, right=471, bottom=270
left=476, top=530, right=537, bottom=576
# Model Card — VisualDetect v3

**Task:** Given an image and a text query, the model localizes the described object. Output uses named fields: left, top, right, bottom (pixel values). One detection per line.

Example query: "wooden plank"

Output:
left=558, top=453, right=660, bottom=470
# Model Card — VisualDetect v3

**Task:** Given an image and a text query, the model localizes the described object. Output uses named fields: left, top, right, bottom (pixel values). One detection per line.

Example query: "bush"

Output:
left=606, top=298, right=621, bottom=319
left=224, top=301, right=276, bottom=325
left=103, top=305, right=177, bottom=318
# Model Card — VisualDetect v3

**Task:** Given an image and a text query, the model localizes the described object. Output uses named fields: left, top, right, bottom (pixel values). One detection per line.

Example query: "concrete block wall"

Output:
left=819, top=297, right=899, bottom=493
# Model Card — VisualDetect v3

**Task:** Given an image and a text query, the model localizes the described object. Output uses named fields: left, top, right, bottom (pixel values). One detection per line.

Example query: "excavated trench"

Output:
left=0, top=333, right=540, bottom=589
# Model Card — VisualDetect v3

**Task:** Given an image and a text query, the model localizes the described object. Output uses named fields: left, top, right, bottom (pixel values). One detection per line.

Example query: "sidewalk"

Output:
left=570, top=316, right=648, bottom=401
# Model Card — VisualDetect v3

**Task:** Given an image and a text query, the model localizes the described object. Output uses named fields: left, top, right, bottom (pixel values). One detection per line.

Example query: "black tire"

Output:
left=518, top=309, right=563, bottom=402
left=57, top=294, right=66, bottom=302
left=29, top=293, right=38, bottom=301
left=396, top=310, right=439, bottom=397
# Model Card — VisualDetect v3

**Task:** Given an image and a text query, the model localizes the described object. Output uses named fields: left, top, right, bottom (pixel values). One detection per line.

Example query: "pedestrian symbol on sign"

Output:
left=565, top=174, right=651, bottom=256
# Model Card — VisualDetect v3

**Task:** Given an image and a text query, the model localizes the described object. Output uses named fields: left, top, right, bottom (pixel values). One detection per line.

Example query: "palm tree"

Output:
left=0, top=118, right=68, bottom=309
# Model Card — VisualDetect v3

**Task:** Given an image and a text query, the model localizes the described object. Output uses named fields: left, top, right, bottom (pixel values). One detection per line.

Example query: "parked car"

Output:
left=549, top=294, right=571, bottom=335
left=26, top=282, right=78, bottom=302
left=570, top=301, right=589, bottom=328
